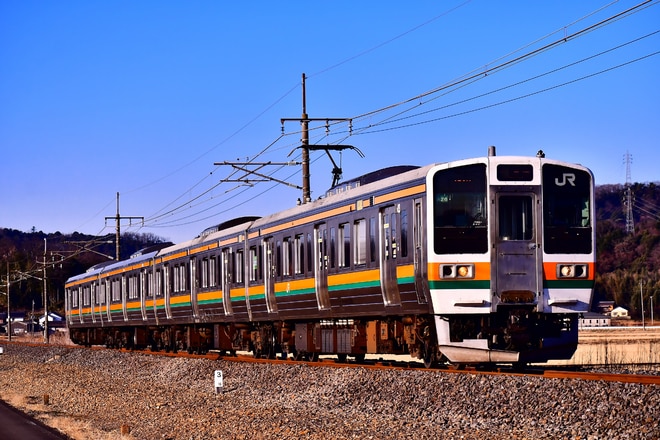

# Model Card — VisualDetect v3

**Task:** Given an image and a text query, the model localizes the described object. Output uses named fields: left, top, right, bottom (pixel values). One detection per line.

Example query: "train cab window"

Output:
left=432, top=163, right=488, bottom=254
left=354, top=219, right=367, bottom=265
left=338, top=223, right=351, bottom=268
left=542, top=164, right=592, bottom=254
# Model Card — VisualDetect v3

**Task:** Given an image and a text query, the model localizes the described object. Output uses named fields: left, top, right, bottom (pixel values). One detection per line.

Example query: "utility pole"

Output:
left=281, top=73, right=353, bottom=203
left=640, top=280, right=645, bottom=330
left=218, top=74, right=359, bottom=202
left=105, top=192, right=143, bottom=261
left=43, top=238, right=48, bottom=343
left=5, top=261, right=10, bottom=342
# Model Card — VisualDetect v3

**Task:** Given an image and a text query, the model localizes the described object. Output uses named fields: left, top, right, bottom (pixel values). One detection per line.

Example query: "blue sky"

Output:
left=1, top=1, right=658, bottom=244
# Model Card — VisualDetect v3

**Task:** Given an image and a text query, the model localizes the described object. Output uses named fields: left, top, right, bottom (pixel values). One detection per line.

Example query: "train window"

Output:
left=147, top=272, right=153, bottom=298
left=201, top=259, right=209, bottom=288
left=283, top=237, right=291, bottom=276
left=235, top=250, right=244, bottom=283
left=140, top=271, right=146, bottom=298
left=330, top=228, right=336, bottom=269
left=182, top=264, right=188, bottom=291
left=83, top=286, right=90, bottom=306
left=390, top=212, right=398, bottom=259
left=128, top=275, right=137, bottom=300
left=155, top=269, right=163, bottom=297
left=307, top=233, right=313, bottom=273
left=401, top=209, right=408, bottom=258
left=275, top=241, right=282, bottom=277
left=210, top=256, right=218, bottom=287
left=542, top=164, right=592, bottom=254
left=432, top=163, right=488, bottom=254
left=111, top=278, right=120, bottom=302
left=174, top=265, right=180, bottom=292
left=100, top=281, right=107, bottom=303
left=370, top=217, right=376, bottom=262
left=414, top=201, right=423, bottom=250
left=249, top=247, right=258, bottom=282
left=499, top=195, right=533, bottom=240
left=354, top=219, right=367, bottom=265
left=294, top=234, right=304, bottom=275
left=338, top=223, right=351, bottom=268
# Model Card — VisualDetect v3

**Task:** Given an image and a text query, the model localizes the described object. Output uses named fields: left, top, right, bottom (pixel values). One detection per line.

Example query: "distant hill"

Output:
left=1, top=182, right=658, bottom=318
left=0, top=229, right=168, bottom=313
left=594, top=182, right=660, bottom=318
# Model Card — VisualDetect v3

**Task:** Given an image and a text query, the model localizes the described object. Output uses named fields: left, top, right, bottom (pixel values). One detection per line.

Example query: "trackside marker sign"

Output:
left=214, top=370, right=223, bottom=393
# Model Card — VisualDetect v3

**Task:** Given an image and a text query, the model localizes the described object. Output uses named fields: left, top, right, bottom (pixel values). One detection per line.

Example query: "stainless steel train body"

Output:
left=65, top=150, right=595, bottom=365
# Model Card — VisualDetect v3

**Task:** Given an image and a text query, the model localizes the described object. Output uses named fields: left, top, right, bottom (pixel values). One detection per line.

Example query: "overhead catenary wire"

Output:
left=99, top=0, right=659, bottom=238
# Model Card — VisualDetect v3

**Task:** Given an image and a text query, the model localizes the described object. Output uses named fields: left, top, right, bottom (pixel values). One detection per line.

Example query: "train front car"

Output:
left=427, top=151, right=595, bottom=365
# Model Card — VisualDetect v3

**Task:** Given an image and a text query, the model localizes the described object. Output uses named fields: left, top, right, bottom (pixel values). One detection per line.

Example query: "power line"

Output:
left=120, top=1, right=658, bottom=236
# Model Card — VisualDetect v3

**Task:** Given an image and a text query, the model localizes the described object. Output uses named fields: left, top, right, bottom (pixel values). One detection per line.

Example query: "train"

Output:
left=65, top=147, right=595, bottom=366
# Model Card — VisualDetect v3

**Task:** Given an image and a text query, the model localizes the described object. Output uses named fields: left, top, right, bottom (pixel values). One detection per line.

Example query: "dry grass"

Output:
left=1, top=390, right=135, bottom=440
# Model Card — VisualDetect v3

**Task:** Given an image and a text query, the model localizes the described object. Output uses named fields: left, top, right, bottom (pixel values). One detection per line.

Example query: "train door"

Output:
left=190, top=257, right=199, bottom=319
left=412, top=198, right=428, bottom=304
left=221, top=248, right=234, bottom=315
left=263, top=238, right=278, bottom=313
left=494, top=192, right=542, bottom=305
left=314, top=223, right=331, bottom=310
left=380, top=205, right=402, bottom=306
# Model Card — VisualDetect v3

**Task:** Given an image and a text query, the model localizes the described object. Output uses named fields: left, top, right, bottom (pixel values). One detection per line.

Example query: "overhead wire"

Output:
left=114, top=1, right=659, bottom=237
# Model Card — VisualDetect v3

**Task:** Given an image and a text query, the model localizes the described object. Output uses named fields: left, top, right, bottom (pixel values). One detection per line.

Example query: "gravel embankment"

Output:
left=0, top=344, right=659, bottom=439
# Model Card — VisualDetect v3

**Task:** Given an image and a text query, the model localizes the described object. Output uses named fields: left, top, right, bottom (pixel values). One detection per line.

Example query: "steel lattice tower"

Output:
left=624, top=151, right=634, bottom=234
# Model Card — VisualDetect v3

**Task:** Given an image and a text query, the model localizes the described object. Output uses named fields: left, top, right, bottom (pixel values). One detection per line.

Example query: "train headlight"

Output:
left=457, top=265, right=469, bottom=277
left=557, top=264, right=588, bottom=278
left=440, top=264, right=474, bottom=279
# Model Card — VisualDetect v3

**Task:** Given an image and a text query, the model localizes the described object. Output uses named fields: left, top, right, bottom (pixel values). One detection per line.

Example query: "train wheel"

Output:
left=353, top=354, right=366, bottom=364
left=336, top=353, right=348, bottom=363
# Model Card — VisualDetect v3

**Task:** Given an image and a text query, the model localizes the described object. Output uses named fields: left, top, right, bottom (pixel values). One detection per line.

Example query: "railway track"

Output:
left=4, top=338, right=659, bottom=385
left=2, top=340, right=659, bottom=439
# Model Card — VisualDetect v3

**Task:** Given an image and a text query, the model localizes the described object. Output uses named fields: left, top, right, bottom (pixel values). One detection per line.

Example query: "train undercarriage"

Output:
left=68, top=311, right=579, bottom=367
left=68, top=315, right=438, bottom=365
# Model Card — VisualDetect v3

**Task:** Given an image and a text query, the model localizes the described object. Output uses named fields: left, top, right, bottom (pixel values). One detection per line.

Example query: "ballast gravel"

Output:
left=0, top=344, right=658, bottom=439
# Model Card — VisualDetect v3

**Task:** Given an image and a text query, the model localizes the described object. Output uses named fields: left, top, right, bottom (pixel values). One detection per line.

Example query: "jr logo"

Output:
left=555, top=173, right=576, bottom=187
